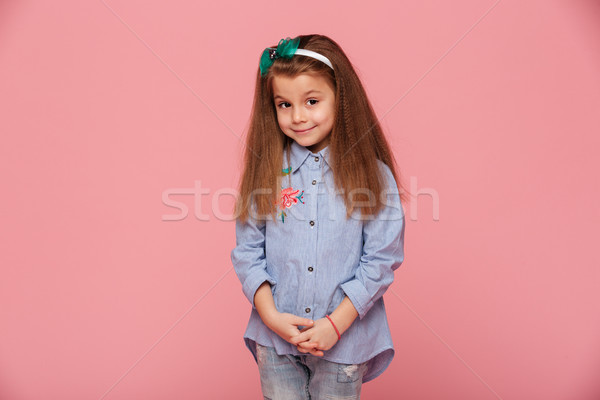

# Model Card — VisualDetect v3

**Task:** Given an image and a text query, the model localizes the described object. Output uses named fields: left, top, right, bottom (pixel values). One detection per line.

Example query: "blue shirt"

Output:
left=230, top=140, right=406, bottom=382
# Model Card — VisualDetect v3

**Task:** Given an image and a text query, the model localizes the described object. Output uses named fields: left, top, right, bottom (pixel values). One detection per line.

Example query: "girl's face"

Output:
left=272, top=73, right=335, bottom=153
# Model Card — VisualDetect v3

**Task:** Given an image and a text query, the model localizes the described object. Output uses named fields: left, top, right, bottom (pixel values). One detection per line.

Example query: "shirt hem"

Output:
left=243, top=336, right=394, bottom=383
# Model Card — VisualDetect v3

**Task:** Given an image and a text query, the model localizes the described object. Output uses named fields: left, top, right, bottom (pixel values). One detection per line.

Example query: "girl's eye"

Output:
left=307, top=99, right=318, bottom=106
left=277, top=102, right=291, bottom=109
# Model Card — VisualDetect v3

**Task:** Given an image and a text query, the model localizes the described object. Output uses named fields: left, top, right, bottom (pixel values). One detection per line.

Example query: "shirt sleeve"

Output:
left=230, top=205, right=277, bottom=308
left=340, top=162, right=406, bottom=319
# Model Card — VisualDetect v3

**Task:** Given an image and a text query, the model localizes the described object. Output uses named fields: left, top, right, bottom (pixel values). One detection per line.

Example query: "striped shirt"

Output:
left=230, top=140, right=406, bottom=382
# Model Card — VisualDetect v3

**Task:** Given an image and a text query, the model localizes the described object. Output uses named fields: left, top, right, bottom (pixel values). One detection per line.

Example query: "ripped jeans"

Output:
left=255, top=343, right=368, bottom=400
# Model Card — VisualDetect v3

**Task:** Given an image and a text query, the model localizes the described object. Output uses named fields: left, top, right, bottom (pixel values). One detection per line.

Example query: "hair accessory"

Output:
left=325, top=315, right=341, bottom=341
left=259, top=36, right=334, bottom=77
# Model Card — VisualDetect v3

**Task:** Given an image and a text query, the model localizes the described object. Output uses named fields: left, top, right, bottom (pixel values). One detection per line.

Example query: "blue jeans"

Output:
left=256, top=343, right=368, bottom=400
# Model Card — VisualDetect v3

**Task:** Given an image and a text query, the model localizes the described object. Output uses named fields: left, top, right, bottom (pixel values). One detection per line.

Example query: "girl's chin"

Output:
left=295, top=138, right=317, bottom=148
left=287, top=132, right=330, bottom=151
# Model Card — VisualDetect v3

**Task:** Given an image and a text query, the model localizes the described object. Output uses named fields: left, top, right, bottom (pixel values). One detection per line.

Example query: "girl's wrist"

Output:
left=259, top=308, right=280, bottom=328
left=253, top=282, right=279, bottom=327
left=328, top=312, right=354, bottom=337
left=325, top=315, right=341, bottom=340
left=328, top=297, right=359, bottom=336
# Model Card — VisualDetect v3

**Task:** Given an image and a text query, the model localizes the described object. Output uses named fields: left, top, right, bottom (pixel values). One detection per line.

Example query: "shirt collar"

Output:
left=287, top=140, right=331, bottom=173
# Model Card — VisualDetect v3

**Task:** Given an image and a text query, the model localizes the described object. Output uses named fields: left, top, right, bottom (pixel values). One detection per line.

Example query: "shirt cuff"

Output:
left=340, top=279, right=375, bottom=320
left=242, top=270, right=277, bottom=308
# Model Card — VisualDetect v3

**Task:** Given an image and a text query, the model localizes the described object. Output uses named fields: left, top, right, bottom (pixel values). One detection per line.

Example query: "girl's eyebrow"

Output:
left=273, top=89, right=322, bottom=101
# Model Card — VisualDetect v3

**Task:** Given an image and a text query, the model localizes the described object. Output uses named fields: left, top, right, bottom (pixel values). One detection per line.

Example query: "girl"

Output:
left=231, top=34, right=407, bottom=399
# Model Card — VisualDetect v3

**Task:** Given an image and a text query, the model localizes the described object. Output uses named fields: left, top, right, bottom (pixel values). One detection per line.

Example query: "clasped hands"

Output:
left=264, top=311, right=339, bottom=357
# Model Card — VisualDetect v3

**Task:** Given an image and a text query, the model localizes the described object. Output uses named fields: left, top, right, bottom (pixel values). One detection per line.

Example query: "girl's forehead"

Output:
left=271, top=73, right=334, bottom=97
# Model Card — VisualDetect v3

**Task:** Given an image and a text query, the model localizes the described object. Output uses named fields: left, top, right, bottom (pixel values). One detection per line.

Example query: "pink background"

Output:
left=1, top=0, right=599, bottom=399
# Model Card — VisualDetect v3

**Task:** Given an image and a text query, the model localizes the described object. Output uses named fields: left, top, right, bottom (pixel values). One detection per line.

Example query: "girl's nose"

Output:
left=292, top=107, right=306, bottom=123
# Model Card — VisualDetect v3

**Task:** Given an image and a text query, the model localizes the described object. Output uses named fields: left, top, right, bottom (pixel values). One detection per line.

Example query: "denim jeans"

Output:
left=256, top=343, right=368, bottom=400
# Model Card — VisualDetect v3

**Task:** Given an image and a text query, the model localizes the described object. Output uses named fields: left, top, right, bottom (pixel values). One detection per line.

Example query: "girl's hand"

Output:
left=263, top=311, right=314, bottom=345
left=290, top=318, right=339, bottom=356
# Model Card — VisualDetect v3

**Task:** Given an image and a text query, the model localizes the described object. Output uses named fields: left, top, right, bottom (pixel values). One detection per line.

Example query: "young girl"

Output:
left=231, top=34, right=407, bottom=399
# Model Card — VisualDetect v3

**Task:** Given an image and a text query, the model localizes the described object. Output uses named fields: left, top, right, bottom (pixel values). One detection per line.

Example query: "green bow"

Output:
left=259, top=37, right=300, bottom=76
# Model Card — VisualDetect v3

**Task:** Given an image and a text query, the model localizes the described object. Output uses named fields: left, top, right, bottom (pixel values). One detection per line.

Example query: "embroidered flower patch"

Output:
left=276, top=187, right=304, bottom=223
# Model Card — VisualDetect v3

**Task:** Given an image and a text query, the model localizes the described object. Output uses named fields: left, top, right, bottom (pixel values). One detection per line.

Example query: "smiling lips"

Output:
left=293, top=126, right=316, bottom=134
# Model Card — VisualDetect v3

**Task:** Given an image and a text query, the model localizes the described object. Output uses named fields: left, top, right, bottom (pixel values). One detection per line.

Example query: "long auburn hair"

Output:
left=235, top=34, right=409, bottom=223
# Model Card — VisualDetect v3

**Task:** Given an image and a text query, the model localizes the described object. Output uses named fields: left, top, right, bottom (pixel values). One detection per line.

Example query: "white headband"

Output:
left=290, top=48, right=334, bottom=70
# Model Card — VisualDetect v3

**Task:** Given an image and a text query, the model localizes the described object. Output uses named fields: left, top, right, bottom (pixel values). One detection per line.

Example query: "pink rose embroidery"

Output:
left=276, top=187, right=304, bottom=222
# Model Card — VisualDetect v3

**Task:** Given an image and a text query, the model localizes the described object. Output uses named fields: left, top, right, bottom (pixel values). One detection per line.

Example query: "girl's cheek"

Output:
left=277, top=111, right=288, bottom=125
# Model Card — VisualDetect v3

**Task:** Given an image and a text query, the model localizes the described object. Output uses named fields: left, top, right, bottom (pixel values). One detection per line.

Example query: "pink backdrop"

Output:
left=1, top=0, right=599, bottom=399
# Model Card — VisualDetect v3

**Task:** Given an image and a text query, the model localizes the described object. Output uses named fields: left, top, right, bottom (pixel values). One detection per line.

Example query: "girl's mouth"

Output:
left=293, top=126, right=316, bottom=134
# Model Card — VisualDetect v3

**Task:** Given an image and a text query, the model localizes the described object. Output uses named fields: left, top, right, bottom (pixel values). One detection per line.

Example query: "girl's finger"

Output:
left=291, top=316, right=314, bottom=327
left=309, top=348, right=324, bottom=357
left=297, top=346, right=308, bottom=353
left=297, top=341, right=318, bottom=349
left=289, top=331, right=311, bottom=345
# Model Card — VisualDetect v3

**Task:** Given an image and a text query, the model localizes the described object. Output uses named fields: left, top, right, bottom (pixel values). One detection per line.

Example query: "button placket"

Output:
left=301, top=152, right=321, bottom=321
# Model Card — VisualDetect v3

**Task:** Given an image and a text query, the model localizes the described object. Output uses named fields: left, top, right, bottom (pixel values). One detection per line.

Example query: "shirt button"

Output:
left=312, top=179, right=317, bottom=185
left=308, top=266, right=314, bottom=272
left=305, top=307, right=311, bottom=313
left=314, top=157, right=319, bottom=162
left=309, top=220, right=315, bottom=226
